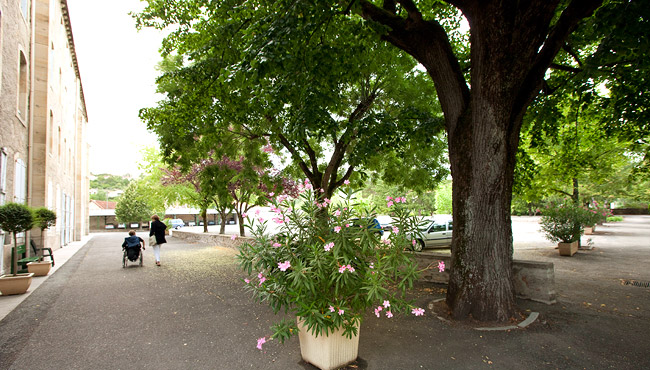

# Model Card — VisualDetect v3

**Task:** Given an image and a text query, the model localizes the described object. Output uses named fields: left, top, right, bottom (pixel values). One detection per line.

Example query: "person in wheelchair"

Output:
left=122, top=230, right=145, bottom=262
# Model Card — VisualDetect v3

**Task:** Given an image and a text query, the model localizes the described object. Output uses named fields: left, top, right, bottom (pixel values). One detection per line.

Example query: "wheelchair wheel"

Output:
left=139, top=251, right=143, bottom=267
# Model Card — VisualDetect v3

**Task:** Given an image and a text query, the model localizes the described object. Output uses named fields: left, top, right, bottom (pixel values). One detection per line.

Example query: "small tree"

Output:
left=115, top=182, right=153, bottom=226
left=0, top=203, right=34, bottom=276
left=32, top=207, right=57, bottom=262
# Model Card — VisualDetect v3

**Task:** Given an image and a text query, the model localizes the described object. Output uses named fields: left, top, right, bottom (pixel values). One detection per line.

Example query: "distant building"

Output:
left=0, top=0, right=89, bottom=274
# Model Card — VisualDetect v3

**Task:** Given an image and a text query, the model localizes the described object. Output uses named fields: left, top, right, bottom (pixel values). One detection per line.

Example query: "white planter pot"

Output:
left=297, top=318, right=360, bottom=370
left=27, top=261, right=52, bottom=276
left=0, top=273, right=35, bottom=295
left=558, top=241, right=578, bottom=256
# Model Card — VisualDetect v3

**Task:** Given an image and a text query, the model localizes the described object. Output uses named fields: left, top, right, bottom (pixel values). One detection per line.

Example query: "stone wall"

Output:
left=171, top=229, right=253, bottom=250
left=416, top=253, right=557, bottom=305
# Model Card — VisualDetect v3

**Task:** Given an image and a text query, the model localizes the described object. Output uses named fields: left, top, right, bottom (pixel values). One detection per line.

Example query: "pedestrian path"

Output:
left=0, top=234, right=93, bottom=321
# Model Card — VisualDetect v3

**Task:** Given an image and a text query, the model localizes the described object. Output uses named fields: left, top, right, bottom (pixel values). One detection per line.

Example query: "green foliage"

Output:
left=539, top=203, right=589, bottom=243
left=32, top=207, right=57, bottom=231
left=0, top=203, right=34, bottom=236
left=434, top=181, right=453, bottom=215
left=359, top=178, right=437, bottom=216
left=90, top=174, right=130, bottom=190
left=606, top=216, right=623, bottom=222
left=136, top=0, right=448, bottom=199
left=115, top=182, right=153, bottom=224
left=237, top=185, right=437, bottom=341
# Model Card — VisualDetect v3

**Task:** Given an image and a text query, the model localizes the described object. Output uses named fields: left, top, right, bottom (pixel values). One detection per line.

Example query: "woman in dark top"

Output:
left=149, top=215, right=167, bottom=266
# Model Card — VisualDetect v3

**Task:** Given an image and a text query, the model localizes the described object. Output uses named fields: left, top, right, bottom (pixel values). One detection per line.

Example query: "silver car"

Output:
left=412, top=215, right=453, bottom=251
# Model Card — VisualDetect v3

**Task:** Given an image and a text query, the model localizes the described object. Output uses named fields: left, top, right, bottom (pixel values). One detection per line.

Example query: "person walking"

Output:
left=149, top=215, right=167, bottom=266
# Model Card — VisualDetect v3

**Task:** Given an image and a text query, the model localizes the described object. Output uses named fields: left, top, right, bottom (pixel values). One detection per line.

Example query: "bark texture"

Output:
left=361, top=0, right=602, bottom=321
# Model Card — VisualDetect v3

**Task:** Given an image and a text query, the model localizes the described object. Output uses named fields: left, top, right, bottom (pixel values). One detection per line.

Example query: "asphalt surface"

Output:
left=0, top=216, right=649, bottom=370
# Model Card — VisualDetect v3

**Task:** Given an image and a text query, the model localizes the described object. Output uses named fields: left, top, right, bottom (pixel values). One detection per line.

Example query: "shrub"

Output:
left=0, top=202, right=35, bottom=276
left=540, top=202, right=588, bottom=243
left=237, top=182, right=440, bottom=347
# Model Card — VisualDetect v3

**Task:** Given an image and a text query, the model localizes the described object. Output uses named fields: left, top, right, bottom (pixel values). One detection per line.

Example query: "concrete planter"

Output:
left=0, top=273, right=35, bottom=295
left=584, top=226, right=595, bottom=235
left=27, top=261, right=52, bottom=276
left=297, top=318, right=359, bottom=370
left=558, top=241, right=579, bottom=256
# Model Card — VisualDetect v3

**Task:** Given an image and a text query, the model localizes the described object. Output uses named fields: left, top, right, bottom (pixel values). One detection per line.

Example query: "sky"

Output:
left=66, top=0, right=166, bottom=177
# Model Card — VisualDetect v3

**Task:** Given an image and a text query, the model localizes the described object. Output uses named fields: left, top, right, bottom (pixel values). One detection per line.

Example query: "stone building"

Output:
left=0, top=0, right=89, bottom=274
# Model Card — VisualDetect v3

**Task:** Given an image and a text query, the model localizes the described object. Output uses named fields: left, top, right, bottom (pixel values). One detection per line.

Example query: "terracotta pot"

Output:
left=27, top=261, right=52, bottom=276
left=0, top=273, right=35, bottom=296
left=558, top=241, right=578, bottom=256
left=297, top=318, right=360, bottom=370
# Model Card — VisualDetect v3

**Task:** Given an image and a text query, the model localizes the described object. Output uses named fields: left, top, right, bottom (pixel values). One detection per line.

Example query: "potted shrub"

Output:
left=27, top=207, right=57, bottom=276
left=238, top=183, right=441, bottom=369
left=540, top=202, right=587, bottom=256
left=0, top=203, right=35, bottom=295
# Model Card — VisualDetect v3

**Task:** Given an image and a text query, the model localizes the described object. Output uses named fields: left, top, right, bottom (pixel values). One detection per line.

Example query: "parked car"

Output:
left=170, top=219, right=185, bottom=229
left=351, top=218, right=383, bottom=236
left=410, top=215, right=453, bottom=251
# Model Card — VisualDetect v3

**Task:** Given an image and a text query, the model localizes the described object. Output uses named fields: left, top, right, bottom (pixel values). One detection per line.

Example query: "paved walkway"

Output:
left=0, top=217, right=649, bottom=369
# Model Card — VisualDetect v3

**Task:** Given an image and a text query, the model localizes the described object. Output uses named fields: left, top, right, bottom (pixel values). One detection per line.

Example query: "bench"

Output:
left=30, top=239, right=55, bottom=267
left=12, top=244, right=39, bottom=274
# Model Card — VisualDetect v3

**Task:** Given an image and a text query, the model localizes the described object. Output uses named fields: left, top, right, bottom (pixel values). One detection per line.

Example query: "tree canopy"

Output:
left=136, top=1, right=449, bottom=201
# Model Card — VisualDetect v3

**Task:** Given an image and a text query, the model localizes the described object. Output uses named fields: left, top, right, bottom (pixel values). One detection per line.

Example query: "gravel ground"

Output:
left=0, top=216, right=648, bottom=370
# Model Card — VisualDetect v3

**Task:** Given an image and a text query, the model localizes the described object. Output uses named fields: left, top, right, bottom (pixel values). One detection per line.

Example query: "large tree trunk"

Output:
left=360, top=0, right=602, bottom=322
left=446, top=99, right=518, bottom=322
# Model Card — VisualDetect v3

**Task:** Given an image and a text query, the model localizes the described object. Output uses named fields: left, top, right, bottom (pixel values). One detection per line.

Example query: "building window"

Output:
left=49, top=111, right=54, bottom=154
left=18, top=52, right=28, bottom=121
left=0, top=149, right=7, bottom=205
left=20, top=0, right=29, bottom=20
left=14, top=158, right=27, bottom=204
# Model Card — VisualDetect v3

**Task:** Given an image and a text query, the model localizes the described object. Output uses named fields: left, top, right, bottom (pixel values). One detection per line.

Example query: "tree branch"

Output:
left=359, top=0, right=469, bottom=134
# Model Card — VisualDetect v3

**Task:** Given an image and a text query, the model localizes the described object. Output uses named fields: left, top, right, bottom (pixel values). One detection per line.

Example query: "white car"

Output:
left=170, top=218, right=185, bottom=229
left=411, top=215, right=453, bottom=251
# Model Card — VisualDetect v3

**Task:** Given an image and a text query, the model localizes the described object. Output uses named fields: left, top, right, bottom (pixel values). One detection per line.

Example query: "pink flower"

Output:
left=231, top=234, right=237, bottom=240
left=278, top=261, right=291, bottom=271
left=386, top=311, right=393, bottom=318
left=386, top=196, right=393, bottom=201
left=320, top=188, right=325, bottom=193
left=329, top=305, right=335, bottom=312
left=324, top=242, right=334, bottom=252
left=345, top=223, right=350, bottom=228
left=392, top=226, right=399, bottom=234
left=369, top=262, right=374, bottom=269
left=324, top=198, right=331, bottom=204
left=374, top=308, right=381, bottom=318
left=376, top=305, right=383, bottom=312
left=412, top=239, right=417, bottom=246
left=387, top=201, right=394, bottom=208
left=338, top=264, right=355, bottom=273
left=438, top=261, right=445, bottom=272
left=244, top=278, right=250, bottom=284
left=412, top=308, right=425, bottom=316
left=258, top=218, right=265, bottom=223
left=334, top=226, right=342, bottom=233
left=269, top=192, right=275, bottom=197
left=272, top=242, right=282, bottom=248
left=272, top=217, right=284, bottom=224
left=381, top=239, right=391, bottom=245
left=334, top=210, right=341, bottom=217
left=257, top=337, right=266, bottom=350
left=241, top=212, right=248, bottom=218
left=255, top=209, right=261, bottom=216
left=262, top=144, right=274, bottom=153
left=338, top=309, right=344, bottom=315
left=344, top=180, right=350, bottom=185
left=383, top=300, right=390, bottom=308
